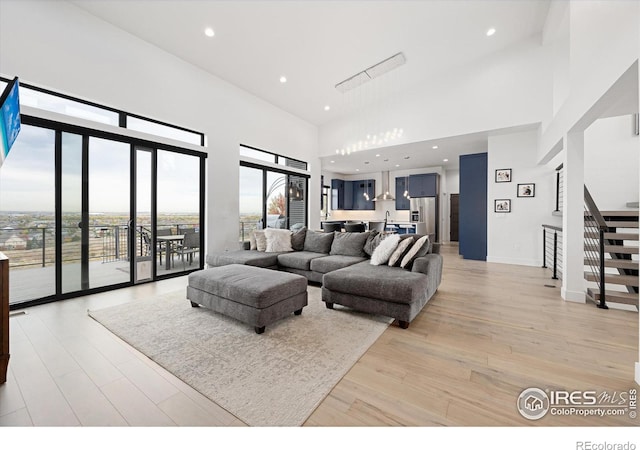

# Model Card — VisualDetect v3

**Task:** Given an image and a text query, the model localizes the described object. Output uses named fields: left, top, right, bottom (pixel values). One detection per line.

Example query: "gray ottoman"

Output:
left=187, top=264, right=308, bottom=334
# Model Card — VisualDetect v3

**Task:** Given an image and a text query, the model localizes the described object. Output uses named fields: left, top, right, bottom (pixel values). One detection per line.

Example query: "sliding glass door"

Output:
left=0, top=125, right=56, bottom=303
left=0, top=120, right=206, bottom=308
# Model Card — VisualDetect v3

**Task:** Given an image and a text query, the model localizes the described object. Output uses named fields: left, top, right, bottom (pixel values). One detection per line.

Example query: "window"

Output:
left=0, top=80, right=207, bottom=307
left=0, top=76, right=205, bottom=147
left=127, top=116, right=202, bottom=146
left=240, top=144, right=308, bottom=170
left=20, top=87, right=119, bottom=126
left=0, top=125, right=56, bottom=303
left=239, top=146, right=309, bottom=242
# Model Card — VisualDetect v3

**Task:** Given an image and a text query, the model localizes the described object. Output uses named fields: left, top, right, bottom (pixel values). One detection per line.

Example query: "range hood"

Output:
left=372, top=171, right=395, bottom=201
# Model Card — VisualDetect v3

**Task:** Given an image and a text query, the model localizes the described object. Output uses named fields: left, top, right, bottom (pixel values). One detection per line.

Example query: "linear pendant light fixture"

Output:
left=334, top=52, right=407, bottom=157
left=335, top=52, right=406, bottom=93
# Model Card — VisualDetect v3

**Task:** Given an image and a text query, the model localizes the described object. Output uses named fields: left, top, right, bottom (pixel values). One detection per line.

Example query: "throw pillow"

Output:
left=388, top=236, right=414, bottom=266
left=249, top=231, right=257, bottom=250
left=370, top=234, right=401, bottom=266
left=400, top=235, right=430, bottom=269
left=264, top=228, right=293, bottom=252
left=363, top=230, right=383, bottom=256
left=254, top=230, right=267, bottom=252
left=330, top=231, right=369, bottom=257
left=303, top=229, right=335, bottom=254
left=291, top=226, right=307, bottom=251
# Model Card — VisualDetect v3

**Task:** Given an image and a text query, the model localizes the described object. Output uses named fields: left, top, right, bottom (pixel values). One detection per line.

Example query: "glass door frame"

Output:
left=9, top=115, right=207, bottom=309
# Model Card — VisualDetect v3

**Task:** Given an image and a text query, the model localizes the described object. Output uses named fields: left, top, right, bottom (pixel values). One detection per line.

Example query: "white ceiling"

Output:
left=70, top=0, right=553, bottom=174
left=71, top=0, right=551, bottom=127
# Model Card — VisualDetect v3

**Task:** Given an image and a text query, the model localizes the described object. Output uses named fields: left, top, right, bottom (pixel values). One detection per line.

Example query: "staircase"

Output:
left=584, top=208, right=639, bottom=309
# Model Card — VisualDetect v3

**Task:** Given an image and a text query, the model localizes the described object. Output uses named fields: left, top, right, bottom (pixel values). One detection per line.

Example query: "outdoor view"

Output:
left=239, top=164, right=307, bottom=243
left=0, top=124, right=202, bottom=305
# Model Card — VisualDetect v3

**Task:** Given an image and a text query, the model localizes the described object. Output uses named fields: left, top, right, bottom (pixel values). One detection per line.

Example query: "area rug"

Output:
left=88, top=286, right=392, bottom=426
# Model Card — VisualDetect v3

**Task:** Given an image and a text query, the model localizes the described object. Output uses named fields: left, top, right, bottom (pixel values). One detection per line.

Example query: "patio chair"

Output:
left=156, top=228, right=172, bottom=266
left=176, top=231, right=200, bottom=270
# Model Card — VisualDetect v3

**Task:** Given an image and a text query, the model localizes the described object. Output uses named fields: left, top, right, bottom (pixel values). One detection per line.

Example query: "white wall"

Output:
left=542, top=0, right=570, bottom=120
left=0, top=0, right=319, bottom=255
left=320, top=36, right=552, bottom=158
left=487, top=130, right=554, bottom=266
left=539, top=0, right=639, bottom=160
left=584, top=115, right=639, bottom=210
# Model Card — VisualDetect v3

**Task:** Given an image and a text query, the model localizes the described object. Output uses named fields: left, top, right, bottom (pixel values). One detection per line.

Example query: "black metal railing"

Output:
left=0, top=223, right=199, bottom=269
left=584, top=186, right=608, bottom=309
left=555, top=163, right=564, bottom=213
left=542, top=224, right=563, bottom=280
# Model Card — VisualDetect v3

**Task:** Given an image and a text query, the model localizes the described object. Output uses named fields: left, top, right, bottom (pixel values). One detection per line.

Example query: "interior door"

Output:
left=450, top=193, right=459, bottom=242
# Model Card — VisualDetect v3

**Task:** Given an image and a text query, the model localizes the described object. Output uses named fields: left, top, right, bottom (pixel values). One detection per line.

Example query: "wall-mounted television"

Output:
left=0, top=77, right=21, bottom=169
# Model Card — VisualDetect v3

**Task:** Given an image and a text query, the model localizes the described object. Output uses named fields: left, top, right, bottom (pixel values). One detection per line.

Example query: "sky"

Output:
left=0, top=124, right=200, bottom=213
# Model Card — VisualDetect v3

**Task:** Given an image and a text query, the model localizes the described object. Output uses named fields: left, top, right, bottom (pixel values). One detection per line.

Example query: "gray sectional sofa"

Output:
left=206, top=229, right=443, bottom=328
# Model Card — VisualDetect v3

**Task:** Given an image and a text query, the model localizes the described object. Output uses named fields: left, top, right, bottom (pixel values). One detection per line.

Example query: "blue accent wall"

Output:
left=459, top=153, right=487, bottom=261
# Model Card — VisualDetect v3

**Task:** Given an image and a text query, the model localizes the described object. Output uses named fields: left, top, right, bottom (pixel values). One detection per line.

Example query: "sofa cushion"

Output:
left=310, top=255, right=367, bottom=274
left=206, top=250, right=283, bottom=268
left=291, top=226, right=307, bottom=251
left=323, top=261, right=430, bottom=305
left=363, top=230, right=383, bottom=256
left=329, top=231, right=369, bottom=257
left=400, top=235, right=430, bottom=268
left=264, top=228, right=293, bottom=252
left=303, top=230, right=334, bottom=254
left=277, top=251, right=326, bottom=271
left=370, top=234, right=401, bottom=265
left=388, top=236, right=414, bottom=266
left=249, top=232, right=257, bottom=250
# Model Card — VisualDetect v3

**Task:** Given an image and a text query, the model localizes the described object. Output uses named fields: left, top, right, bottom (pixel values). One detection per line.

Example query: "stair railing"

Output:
left=584, top=186, right=608, bottom=309
left=542, top=224, right=562, bottom=280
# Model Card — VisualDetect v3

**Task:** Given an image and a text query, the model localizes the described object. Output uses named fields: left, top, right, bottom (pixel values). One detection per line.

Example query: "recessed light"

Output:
left=364, top=161, right=370, bottom=164
left=324, top=105, right=330, bottom=111
left=330, top=160, right=335, bottom=163
left=384, top=159, right=389, bottom=162
left=204, top=27, right=215, bottom=37
left=404, top=156, right=410, bottom=160
left=486, top=28, right=496, bottom=37
left=395, top=164, right=400, bottom=167
left=443, top=158, right=449, bottom=162
left=432, top=145, right=438, bottom=149
left=356, top=169, right=360, bottom=172
left=375, top=154, right=381, bottom=157
left=279, top=76, right=287, bottom=83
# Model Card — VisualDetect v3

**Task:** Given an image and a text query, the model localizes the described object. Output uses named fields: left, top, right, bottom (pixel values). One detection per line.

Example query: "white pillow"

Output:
left=388, top=237, right=414, bottom=266
left=254, top=230, right=267, bottom=252
left=249, top=231, right=257, bottom=250
left=370, top=234, right=401, bottom=266
left=400, top=235, right=430, bottom=268
left=264, top=228, right=293, bottom=252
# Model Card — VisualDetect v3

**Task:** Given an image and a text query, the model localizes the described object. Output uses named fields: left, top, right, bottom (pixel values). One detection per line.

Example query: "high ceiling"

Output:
left=72, top=0, right=551, bottom=127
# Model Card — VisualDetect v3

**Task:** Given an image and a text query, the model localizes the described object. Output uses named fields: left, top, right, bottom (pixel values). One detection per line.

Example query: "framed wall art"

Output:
left=494, top=199, right=511, bottom=213
left=517, top=183, right=535, bottom=198
left=495, top=169, right=512, bottom=183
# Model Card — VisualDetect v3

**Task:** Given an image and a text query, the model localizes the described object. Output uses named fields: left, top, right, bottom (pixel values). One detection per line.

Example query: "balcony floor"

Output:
left=8, top=254, right=200, bottom=305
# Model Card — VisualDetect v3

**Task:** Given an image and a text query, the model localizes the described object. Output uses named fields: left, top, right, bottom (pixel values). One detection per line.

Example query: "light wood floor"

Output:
left=1, top=244, right=637, bottom=426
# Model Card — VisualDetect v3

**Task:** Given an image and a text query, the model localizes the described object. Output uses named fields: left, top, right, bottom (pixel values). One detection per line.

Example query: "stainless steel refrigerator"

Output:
left=410, top=197, right=437, bottom=241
